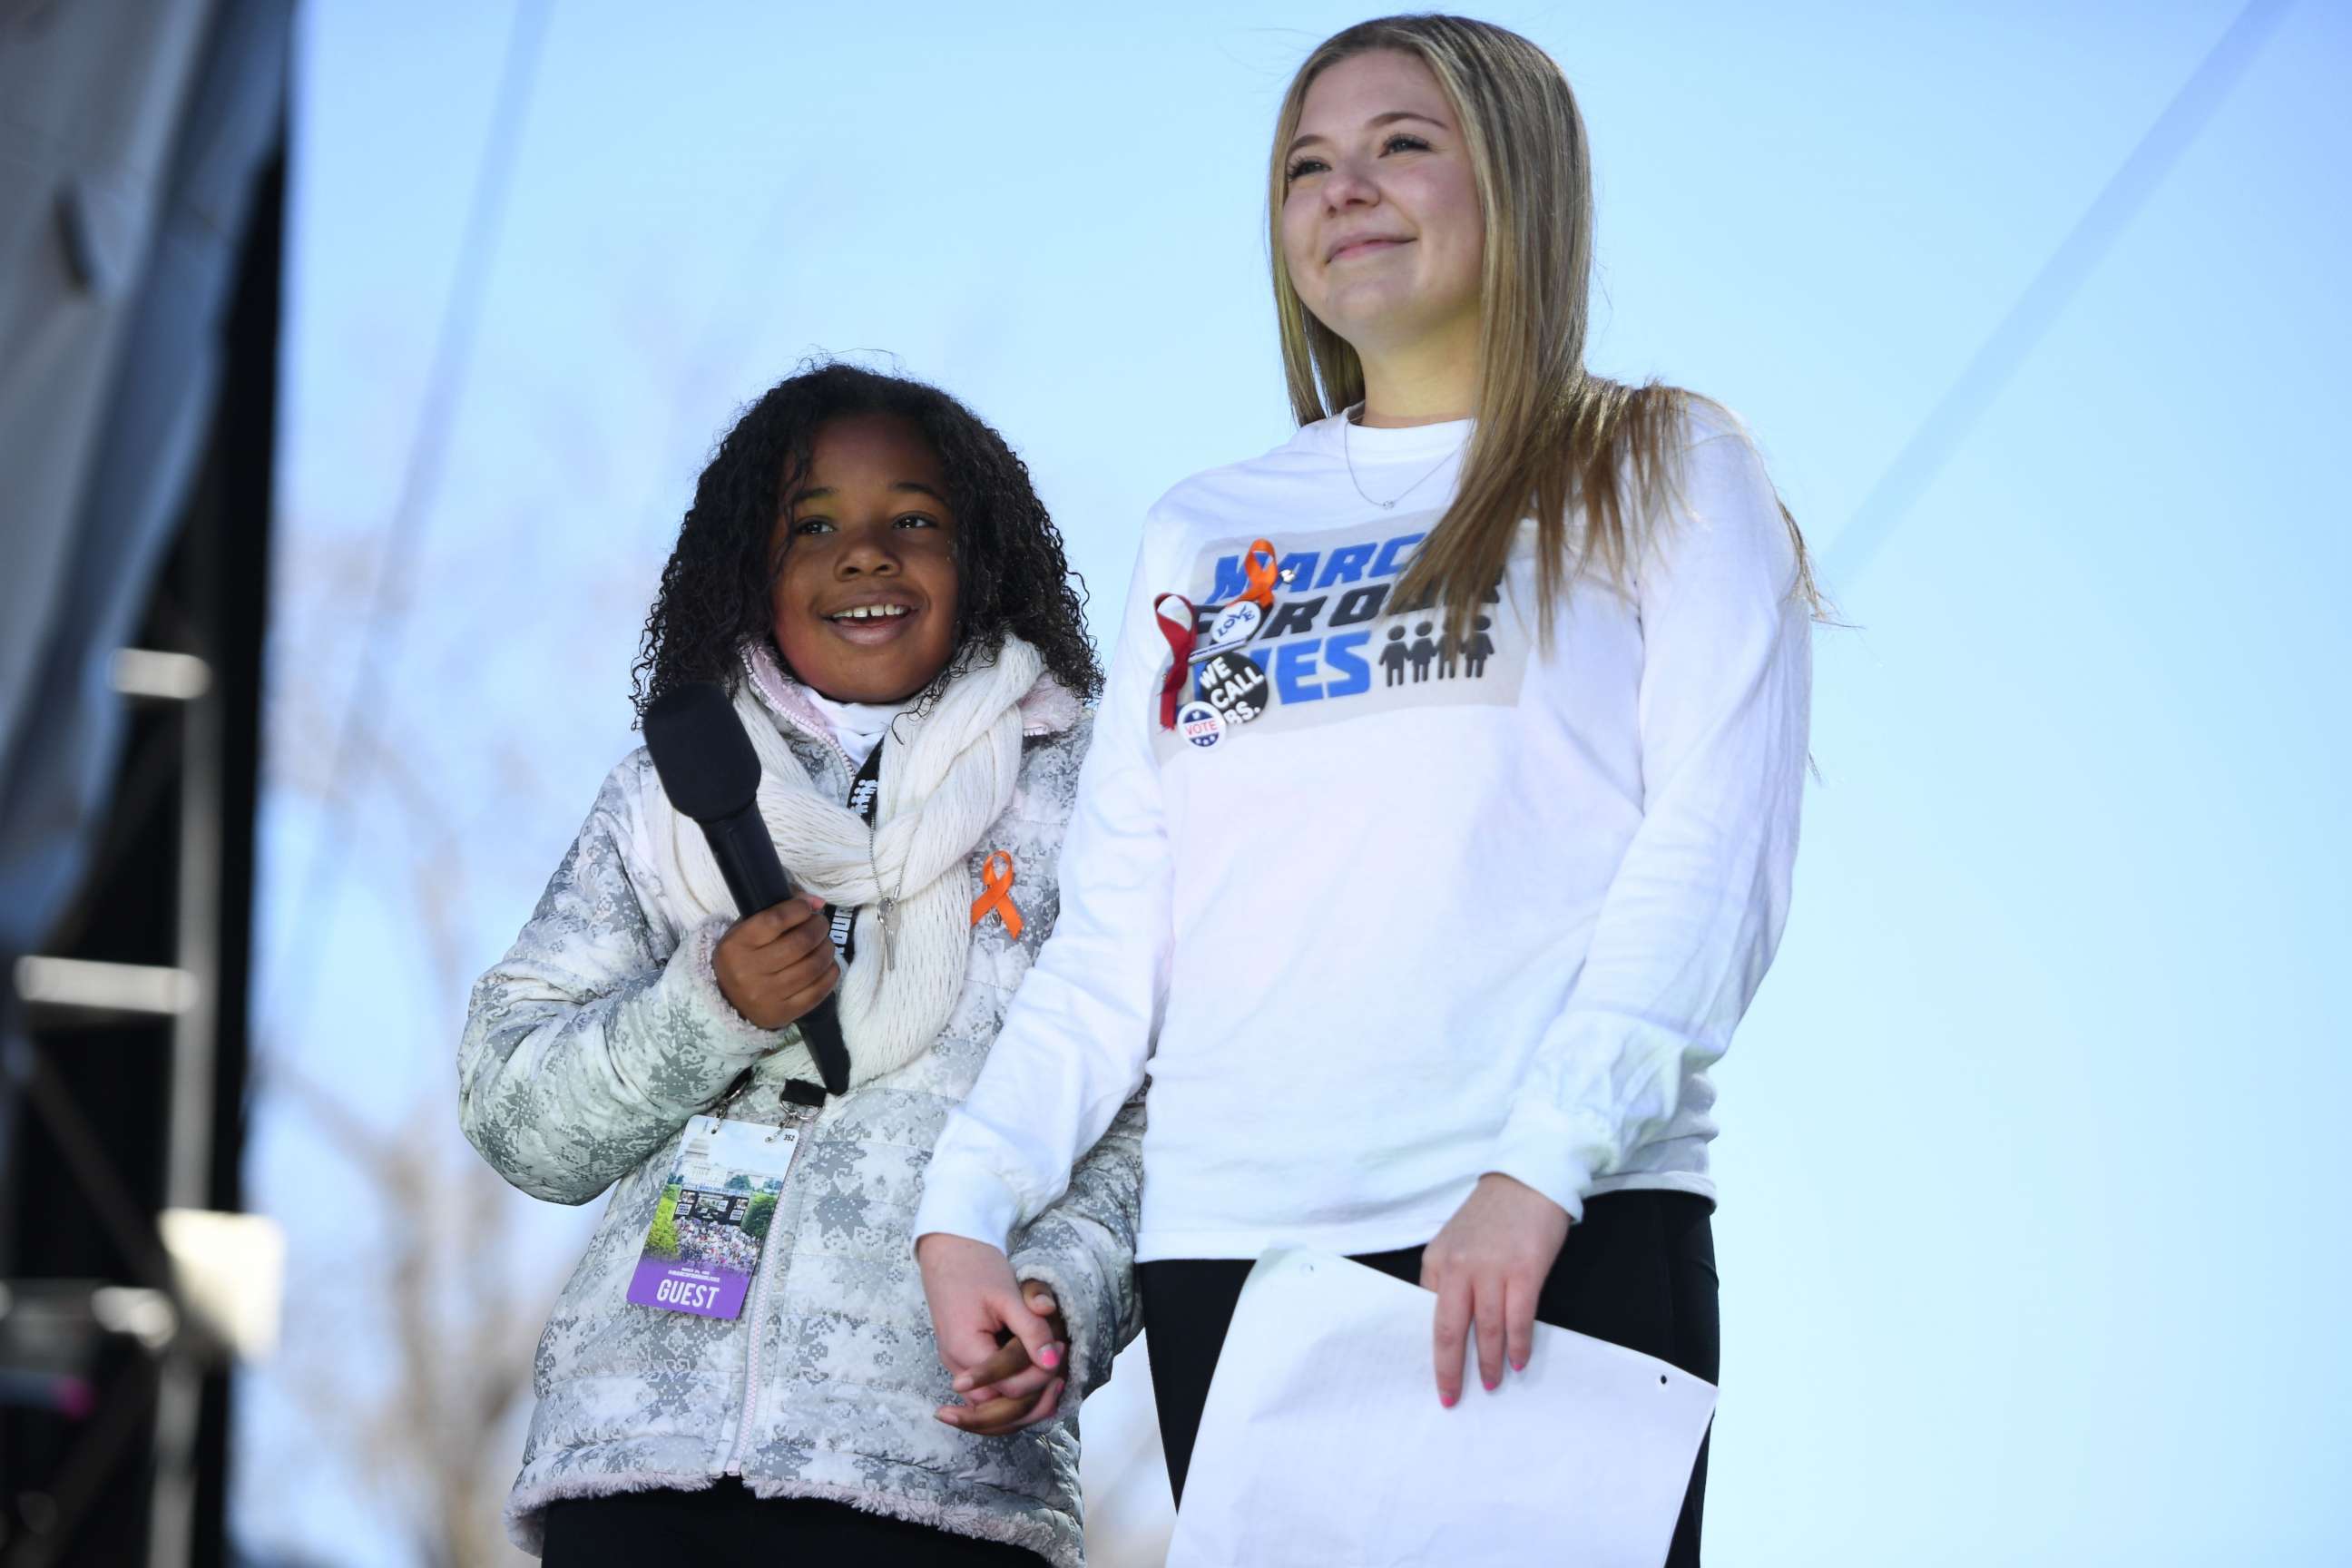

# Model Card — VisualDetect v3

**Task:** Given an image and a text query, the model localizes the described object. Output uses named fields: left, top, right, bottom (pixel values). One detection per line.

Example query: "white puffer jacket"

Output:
left=458, top=645, right=1141, bottom=1564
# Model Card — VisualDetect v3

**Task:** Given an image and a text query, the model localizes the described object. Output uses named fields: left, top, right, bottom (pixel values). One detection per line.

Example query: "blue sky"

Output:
left=242, top=3, right=2351, bottom=1563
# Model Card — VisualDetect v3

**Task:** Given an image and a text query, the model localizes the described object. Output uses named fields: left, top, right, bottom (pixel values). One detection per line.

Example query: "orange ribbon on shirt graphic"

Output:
left=1240, top=540, right=1280, bottom=610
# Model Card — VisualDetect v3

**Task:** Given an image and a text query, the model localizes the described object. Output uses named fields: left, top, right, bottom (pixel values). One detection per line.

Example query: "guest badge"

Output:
left=626, top=1115, right=798, bottom=1318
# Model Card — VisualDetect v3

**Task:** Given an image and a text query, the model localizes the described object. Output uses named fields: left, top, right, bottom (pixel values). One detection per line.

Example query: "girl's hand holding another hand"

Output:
left=917, top=1234, right=1068, bottom=1436
left=939, top=1280, right=1068, bottom=1435
left=713, top=895, right=839, bottom=1030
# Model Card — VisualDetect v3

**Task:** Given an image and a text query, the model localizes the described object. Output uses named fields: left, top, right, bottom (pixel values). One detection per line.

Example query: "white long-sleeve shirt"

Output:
left=914, top=403, right=1812, bottom=1261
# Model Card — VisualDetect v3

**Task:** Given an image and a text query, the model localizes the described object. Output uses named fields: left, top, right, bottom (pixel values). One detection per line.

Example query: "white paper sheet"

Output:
left=1165, top=1248, right=1717, bottom=1567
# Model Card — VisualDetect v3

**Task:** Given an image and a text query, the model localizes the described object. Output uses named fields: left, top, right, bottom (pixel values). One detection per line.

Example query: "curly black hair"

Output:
left=631, top=361, right=1102, bottom=722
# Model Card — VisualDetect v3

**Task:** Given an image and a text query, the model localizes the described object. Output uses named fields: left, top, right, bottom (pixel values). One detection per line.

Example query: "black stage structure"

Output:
left=0, top=5, right=289, bottom=1564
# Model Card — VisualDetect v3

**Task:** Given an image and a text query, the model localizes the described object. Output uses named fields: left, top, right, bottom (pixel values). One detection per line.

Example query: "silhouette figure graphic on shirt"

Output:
left=1437, top=626, right=1461, bottom=679
left=1463, top=615, right=1495, bottom=678
left=1379, top=625, right=1409, bottom=688
left=1407, top=622, right=1439, bottom=682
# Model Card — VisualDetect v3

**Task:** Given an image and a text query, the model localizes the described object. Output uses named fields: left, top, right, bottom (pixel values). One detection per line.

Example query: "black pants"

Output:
left=1141, top=1190, right=1719, bottom=1566
left=540, top=1478, right=1047, bottom=1566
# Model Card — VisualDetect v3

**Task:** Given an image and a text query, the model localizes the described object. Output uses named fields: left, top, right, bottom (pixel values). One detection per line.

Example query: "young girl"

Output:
left=460, top=362, right=1140, bottom=1566
left=915, top=17, right=1818, bottom=1563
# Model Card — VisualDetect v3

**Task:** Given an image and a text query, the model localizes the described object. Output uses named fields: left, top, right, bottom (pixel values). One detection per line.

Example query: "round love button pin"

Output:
left=1206, top=597, right=1263, bottom=649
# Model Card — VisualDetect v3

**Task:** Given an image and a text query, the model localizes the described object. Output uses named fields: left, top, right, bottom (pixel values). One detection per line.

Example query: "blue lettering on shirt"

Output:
left=1370, top=532, right=1426, bottom=579
left=1275, top=641, right=1323, bottom=703
left=1178, top=530, right=1455, bottom=727
left=1209, top=529, right=1424, bottom=610
left=1210, top=555, right=1252, bottom=603
left=1321, top=630, right=1373, bottom=697
left=1317, top=543, right=1377, bottom=588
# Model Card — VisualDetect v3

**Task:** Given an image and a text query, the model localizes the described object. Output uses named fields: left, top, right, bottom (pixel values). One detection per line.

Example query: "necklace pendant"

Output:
left=1379, top=499, right=1397, bottom=510
left=876, top=897, right=897, bottom=972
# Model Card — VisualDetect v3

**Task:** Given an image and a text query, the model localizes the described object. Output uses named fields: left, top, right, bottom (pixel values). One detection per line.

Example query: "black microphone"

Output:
left=642, top=681, right=851, bottom=1096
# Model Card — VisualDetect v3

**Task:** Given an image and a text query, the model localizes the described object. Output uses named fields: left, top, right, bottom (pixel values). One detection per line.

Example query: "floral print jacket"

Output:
left=458, top=681, right=1140, bottom=1565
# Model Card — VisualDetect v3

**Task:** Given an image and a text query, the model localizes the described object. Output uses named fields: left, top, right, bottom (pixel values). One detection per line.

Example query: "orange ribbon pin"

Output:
left=1240, top=539, right=1281, bottom=610
left=970, top=850, right=1024, bottom=940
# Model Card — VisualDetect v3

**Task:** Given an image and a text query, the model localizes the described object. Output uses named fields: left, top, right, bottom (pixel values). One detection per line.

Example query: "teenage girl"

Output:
left=460, top=363, right=1139, bottom=1567
left=914, top=18, right=1817, bottom=1563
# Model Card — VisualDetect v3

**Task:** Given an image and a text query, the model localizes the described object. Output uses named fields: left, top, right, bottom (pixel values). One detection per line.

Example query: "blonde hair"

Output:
left=1269, top=15, right=1818, bottom=634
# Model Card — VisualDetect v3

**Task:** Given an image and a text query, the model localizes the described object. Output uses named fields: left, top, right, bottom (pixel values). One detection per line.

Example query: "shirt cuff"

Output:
left=1486, top=1104, right=1604, bottom=1226
left=912, top=1160, right=1025, bottom=1255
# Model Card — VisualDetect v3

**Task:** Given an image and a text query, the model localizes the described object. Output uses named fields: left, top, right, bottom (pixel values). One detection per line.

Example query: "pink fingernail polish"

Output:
left=1440, top=1391, right=1458, bottom=1408
left=1511, top=1357, right=1526, bottom=1372
left=1038, top=1346, right=1061, bottom=1369
left=1483, top=1377, right=1499, bottom=1392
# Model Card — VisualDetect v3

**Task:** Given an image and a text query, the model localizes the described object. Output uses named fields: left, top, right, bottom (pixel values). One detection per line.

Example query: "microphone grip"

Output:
left=701, top=803, right=853, bottom=1096
left=704, top=803, right=790, bottom=914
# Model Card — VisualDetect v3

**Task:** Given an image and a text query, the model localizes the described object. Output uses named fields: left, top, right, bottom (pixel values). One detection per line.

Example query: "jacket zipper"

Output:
left=790, top=720, right=854, bottom=782
left=720, top=710, right=840, bottom=1479
left=720, top=1113, right=814, bottom=1475
left=746, top=671, right=857, bottom=784
left=728, top=676, right=1046, bottom=1475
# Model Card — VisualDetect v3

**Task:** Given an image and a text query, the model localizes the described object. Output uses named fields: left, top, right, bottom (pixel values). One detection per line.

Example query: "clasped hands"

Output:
left=916, top=1233, right=1070, bottom=1435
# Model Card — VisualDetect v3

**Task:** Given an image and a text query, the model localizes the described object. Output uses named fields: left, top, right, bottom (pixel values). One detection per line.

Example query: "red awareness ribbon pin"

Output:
left=1240, top=539, right=1280, bottom=610
left=969, top=849, right=1024, bottom=940
left=1154, top=593, right=1196, bottom=730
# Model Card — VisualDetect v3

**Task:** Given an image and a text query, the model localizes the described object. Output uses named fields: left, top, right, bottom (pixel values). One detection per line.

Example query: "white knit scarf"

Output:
left=651, top=636, right=1054, bottom=1088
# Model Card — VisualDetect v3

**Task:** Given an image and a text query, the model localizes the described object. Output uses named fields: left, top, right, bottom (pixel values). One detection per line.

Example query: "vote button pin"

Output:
left=1196, top=651, right=1270, bottom=726
left=1176, top=701, right=1226, bottom=749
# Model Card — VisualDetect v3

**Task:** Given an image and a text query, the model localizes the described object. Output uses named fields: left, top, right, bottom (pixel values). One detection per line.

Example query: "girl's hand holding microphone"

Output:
left=713, top=895, right=838, bottom=1029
